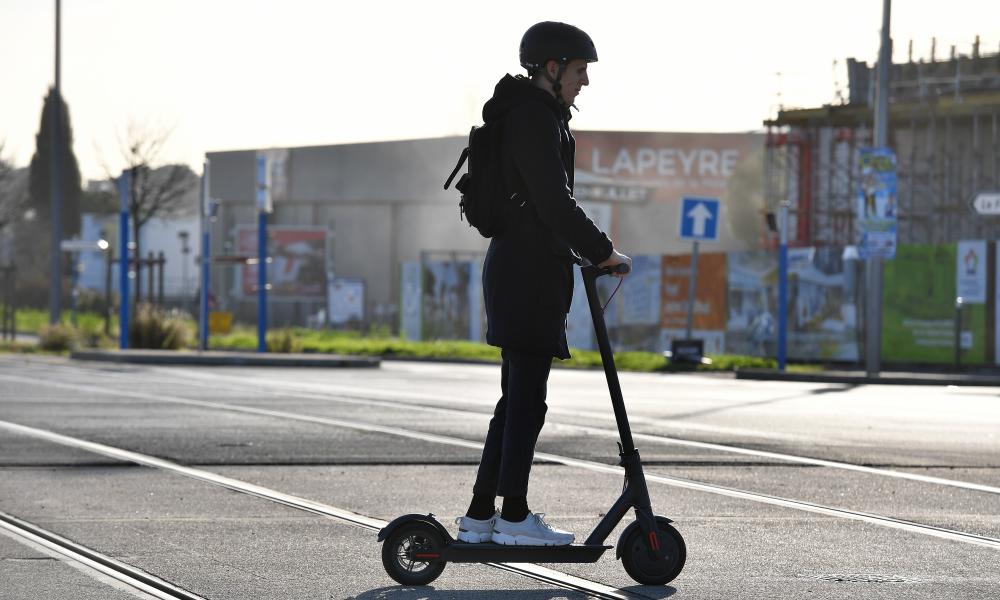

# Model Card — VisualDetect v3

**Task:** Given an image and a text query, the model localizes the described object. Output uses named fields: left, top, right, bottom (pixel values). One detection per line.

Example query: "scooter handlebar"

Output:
left=587, top=262, right=630, bottom=277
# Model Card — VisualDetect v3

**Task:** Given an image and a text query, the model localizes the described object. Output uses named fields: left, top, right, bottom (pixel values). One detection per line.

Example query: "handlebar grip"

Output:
left=599, top=263, right=630, bottom=276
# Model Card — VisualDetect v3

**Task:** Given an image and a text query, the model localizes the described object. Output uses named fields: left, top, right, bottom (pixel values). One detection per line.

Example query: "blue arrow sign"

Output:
left=679, top=197, right=720, bottom=241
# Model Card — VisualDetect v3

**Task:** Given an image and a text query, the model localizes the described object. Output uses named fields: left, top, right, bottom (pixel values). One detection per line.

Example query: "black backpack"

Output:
left=444, top=122, right=513, bottom=238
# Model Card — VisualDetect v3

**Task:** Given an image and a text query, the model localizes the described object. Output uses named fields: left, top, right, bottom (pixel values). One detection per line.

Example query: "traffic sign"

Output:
left=60, top=239, right=109, bottom=252
left=679, top=197, right=720, bottom=241
left=971, top=191, right=1000, bottom=215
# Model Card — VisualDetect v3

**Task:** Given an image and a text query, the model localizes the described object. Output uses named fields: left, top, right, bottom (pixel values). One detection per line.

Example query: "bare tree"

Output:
left=106, top=123, right=197, bottom=303
left=0, top=142, right=29, bottom=235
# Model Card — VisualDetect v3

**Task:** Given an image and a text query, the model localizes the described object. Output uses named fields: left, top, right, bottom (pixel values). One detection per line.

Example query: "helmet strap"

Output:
left=542, top=60, right=568, bottom=107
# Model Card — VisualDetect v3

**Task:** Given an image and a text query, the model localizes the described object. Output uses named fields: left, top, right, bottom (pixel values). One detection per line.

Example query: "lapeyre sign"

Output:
left=574, top=131, right=753, bottom=202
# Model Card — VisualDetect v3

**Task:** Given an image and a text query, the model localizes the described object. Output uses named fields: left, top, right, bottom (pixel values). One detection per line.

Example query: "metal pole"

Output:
left=954, top=296, right=964, bottom=370
left=118, top=172, right=130, bottom=349
left=146, top=252, right=154, bottom=303
left=199, top=160, right=210, bottom=351
left=104, top=250, right=112, bottom=335
left=685, top=241, right=699, bottom=339
left=157, top=251, right=165, bottom=306
left=257, top=211, right=268, bottom=352
left=69, top=252, right=78, bottom=327
left=778, top=202, right=789, bottom=370
left=866, top=0, right=892, bottom=377
left=49, top=0, right=62, bottom=325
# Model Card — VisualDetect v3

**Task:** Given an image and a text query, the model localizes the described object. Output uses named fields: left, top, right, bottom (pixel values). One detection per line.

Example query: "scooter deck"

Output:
left=440, top=542, right=611, bottom=563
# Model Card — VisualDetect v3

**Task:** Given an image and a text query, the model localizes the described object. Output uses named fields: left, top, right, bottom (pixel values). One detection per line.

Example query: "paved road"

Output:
left=1, top=354, right=998, bottom=599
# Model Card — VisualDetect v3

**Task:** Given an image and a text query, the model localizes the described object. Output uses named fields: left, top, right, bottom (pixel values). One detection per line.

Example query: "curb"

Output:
left=735, top=368, right=1000, bottom=387
left=70, top=349, right=380, bottom=368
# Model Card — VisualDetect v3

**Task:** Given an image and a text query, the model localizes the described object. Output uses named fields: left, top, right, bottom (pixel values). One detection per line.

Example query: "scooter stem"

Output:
left=581, top=265, right=636, bottom=454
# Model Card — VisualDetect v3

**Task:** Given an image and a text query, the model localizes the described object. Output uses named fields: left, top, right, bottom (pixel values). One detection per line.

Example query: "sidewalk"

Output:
left=70, top=349, right=380, bottom=368
left=735, top=367, right=1000, bottom=387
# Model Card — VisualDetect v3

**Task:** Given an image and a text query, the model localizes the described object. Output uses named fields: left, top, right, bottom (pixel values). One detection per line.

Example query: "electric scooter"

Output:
left=378, top=262, right=686, bottom=586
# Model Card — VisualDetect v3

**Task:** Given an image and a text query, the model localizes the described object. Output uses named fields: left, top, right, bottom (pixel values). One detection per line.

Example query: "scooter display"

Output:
left=378, top=262, right=686, bottom=586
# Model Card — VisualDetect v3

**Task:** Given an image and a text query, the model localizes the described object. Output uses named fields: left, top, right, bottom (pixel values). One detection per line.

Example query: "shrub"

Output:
left=267, top=328, right=302, bottom=353
left=38, top=323, right=77, bottom=352
left=129, top=303, right=190, bottom=350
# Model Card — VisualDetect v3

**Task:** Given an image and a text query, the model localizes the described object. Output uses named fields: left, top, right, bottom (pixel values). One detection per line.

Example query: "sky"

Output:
left=2, top=0, right=999, bottom=181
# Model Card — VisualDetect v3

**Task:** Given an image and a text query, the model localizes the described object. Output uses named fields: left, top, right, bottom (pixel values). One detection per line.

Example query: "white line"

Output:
left=1, top=375, right=999, bottom=551
left=0, top=513, right=205, bottom=600
left=0, top=420, right=639, bottom=600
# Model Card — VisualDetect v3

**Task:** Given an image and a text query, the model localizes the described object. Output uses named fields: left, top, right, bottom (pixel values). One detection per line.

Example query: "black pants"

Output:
left=472, top=349, right=552, bottom=498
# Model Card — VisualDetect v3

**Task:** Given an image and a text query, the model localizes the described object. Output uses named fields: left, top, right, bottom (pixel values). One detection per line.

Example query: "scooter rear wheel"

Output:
left=619, top=517, right=686, bottom=585
left=381, top=522, right=447, bottom=586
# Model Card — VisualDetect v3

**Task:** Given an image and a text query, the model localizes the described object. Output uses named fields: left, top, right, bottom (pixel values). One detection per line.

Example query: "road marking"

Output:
left=2, top=376, right=1000, bottom=551
left=0, top=420, right=643, bottom=600
left=0, top=512, right=206, bottom=600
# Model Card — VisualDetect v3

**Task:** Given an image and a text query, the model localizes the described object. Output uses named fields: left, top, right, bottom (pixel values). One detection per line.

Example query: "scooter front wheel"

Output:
left=619, top=516, right=686, bottom=585
left=381, top=522, right=447, bottom=586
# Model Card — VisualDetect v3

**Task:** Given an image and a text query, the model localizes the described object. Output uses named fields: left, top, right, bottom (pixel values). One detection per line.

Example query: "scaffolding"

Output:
left=765, top=38, right=1000, bottom=248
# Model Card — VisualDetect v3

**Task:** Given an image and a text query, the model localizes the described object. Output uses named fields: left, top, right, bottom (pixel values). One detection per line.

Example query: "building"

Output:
left=764, top=37, right=1000, bottom=248
left=205, top=131, right=764, bottom=329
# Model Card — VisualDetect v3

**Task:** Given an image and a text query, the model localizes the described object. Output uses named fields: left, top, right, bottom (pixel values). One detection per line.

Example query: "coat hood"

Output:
left=482, top=74, right=569, bottom=124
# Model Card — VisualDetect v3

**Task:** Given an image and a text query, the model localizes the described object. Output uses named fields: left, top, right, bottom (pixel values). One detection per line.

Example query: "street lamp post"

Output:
left=865, top=0, right=893, bottom=377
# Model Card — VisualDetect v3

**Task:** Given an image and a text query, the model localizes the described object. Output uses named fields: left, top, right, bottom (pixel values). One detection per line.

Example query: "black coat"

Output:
left=481, top=75, right=613, bottom=359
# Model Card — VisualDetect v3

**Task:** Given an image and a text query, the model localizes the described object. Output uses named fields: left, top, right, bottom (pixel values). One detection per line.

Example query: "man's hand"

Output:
left=597, top=249, right=631, bottom=277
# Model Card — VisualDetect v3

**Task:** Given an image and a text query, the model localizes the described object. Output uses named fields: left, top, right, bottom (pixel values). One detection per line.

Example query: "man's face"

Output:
left=548, top=59, right=590, bottom=105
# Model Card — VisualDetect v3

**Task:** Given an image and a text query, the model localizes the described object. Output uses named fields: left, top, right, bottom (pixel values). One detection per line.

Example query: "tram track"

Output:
left=0, top=511, right=206, bottom=600
left=0, top=420, right=648, bottom=600
left=1, top=373, right=999, bottom=550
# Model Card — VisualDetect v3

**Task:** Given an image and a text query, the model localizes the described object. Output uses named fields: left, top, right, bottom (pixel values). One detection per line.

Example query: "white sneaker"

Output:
left=455, top=513, right=497, bottom=543
left=491, top=513, right=575, bottom=546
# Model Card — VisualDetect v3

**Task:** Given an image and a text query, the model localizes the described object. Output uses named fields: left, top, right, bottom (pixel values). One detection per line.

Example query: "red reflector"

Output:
left=415, top=553, right=440, bottom=559
left=648, top=532, right=660, bottom=551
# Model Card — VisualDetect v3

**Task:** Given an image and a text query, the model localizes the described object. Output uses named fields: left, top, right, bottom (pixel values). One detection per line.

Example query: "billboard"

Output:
left=235, top=226, right=327, bottom=298
left=882, top=244, right=986, bottom=363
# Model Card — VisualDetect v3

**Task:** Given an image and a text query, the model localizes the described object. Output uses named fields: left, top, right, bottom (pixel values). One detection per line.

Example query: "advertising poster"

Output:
left=882, top=244, right=986, bottom=363
left=400, top=262, right=421, bottom=341
left=725, top=248, right=858, bottom=360
left=421, top=260, right=473, bottom=341
left=236, top=226, right=327, bottom=298
left=660, top=253, right=727, bottom=354
left=956, top=240, right=987, bottom=304
left=566, top=267, right=594, bottom=351
left=726, top=251, right=777, bottom=356
left=601, top=255, right=662, bottom=351
left=327, top=278, right=365, bottom=325
left=856, top=147, right=898, bottom=259
left=786, top=247, right=858, bottom=360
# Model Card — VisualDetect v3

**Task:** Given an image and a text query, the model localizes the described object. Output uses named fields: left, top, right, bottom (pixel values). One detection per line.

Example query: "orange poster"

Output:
left=660, top=253, right=727, bottom=331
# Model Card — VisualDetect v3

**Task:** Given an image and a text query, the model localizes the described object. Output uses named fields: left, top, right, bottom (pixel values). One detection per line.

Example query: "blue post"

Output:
left=199, top=229, right=210, bottom=351
left=777, top=202, right=789, bottom=370
left=198, top=160, right=211, bottom=352
left=257, top=211, right=267, bottom=353
left=117, top=172, right=130, bottom=349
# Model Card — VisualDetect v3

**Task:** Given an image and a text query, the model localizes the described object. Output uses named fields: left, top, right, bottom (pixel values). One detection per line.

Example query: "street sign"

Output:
left=60, top=239, right=108, bottom=252
left=679, top=197, right=720, bottom=241
left=971, top=191, right=1000, bottom=215
left=255, top=152, right=272, bottom=214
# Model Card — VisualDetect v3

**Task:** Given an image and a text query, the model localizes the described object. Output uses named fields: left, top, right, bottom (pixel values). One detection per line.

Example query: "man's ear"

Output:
left=546, top=59, right=560, bottom=78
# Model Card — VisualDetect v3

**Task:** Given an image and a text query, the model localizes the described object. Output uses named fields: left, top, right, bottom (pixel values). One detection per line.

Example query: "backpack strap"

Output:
left=443, top=147, right=469, bottom=190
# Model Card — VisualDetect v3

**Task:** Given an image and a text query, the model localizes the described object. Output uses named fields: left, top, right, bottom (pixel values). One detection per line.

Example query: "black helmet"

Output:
left=519, top=21, right=598, bottom=73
